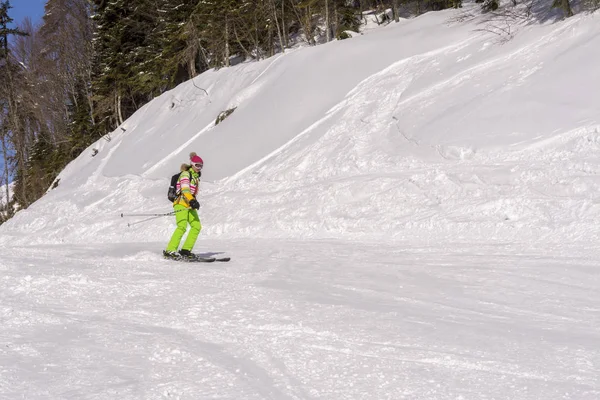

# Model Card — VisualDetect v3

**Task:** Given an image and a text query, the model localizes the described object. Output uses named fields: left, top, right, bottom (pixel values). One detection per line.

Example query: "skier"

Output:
left=163, top=152, right=203, bottom=260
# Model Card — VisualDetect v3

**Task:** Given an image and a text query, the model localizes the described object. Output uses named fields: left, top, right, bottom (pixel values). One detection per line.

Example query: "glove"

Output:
left=189, top=198, right=200, bottom=210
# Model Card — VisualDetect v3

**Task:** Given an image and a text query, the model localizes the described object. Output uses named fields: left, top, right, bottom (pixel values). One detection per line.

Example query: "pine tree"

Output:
left=334, top=0, right=360, bottom=39
left=91, top=0, right=199, bottom=132
left=193, top=0, right=246, bottom=68
left=91, top=0, right=131, bottom=130
left=157, top=0, right=198, bottom=84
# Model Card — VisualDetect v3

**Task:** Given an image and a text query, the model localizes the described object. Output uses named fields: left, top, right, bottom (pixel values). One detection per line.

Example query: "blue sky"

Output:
left=7, top=0, right=46, bottom=27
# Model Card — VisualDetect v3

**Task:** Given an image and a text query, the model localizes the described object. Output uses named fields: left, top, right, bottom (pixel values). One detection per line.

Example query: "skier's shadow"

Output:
left=195, top=251, right=226, bottom=258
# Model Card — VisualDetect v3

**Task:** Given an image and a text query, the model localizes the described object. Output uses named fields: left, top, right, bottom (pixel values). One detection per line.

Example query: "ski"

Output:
left=162, top=252, right=230, bottom=263
left=190, top=257, right=217, bottom=263
left=163, top=255, right=216, bottom=262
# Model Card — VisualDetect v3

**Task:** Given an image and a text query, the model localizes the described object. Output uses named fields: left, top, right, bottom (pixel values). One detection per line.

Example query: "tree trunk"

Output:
left=392, top=0, right=400, bottom=22
left=233, top=25, right=252, bottom=60
left=86, top=68, right=96, bottom=125
left=562, top=0, right=573, bottom=16
left=0, top=132, right=11, bottom=213
left=325, top=0, right=331, bottom=42
left=272, top=0, right=285, bottom=52
left=116, top=91, right=124, bottom=126
left=281, top=0, right=287, bottom=48
left=267, top=9, right=274, bottom=57
left=254, top=4, right=261, bottom=59
left=225, top=15, right=230, bottom=67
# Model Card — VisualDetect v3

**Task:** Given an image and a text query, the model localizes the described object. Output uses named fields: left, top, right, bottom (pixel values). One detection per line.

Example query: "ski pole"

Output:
left=125, top=214, right=170, bottom=228
left=120, top=210, right=185, bottom=218
left=121, top=209, right=189, bottom=227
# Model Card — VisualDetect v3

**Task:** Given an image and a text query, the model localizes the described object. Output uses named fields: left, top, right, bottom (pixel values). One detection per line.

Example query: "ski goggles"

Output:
left=192, top=162, right=203, bottom=169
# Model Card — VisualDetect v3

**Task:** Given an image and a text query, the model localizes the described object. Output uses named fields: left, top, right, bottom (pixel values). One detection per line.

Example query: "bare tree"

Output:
left=0, top=121, right=10, bottom=213
left=392, top=0, right=400, bottom=22
left=271, top=0, right=286, bottom=51
left=290, top=0, right=316, bottom=45
left=324, top=0, right=331, bottom=41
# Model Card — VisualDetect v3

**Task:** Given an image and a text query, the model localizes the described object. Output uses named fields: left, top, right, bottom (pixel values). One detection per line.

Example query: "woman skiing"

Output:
left=163, top=152, right=204, bottom=260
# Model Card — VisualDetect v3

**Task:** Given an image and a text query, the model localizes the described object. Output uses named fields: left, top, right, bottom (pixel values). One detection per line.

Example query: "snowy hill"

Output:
left=1, top=8, right=599, bottom=400
left=1, top=10, right=599, bottom=246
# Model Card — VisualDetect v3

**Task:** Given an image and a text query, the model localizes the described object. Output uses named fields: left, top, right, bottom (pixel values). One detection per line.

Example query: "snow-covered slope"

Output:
left=2, top=10, right=599, bottom=247
left=1, top=8, right=600, bottom=400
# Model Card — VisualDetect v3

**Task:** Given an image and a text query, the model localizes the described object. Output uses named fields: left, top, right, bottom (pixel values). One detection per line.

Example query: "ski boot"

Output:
left=163, top=250, right=181, bottom=260
left=178, top=249, right=197, bottom=260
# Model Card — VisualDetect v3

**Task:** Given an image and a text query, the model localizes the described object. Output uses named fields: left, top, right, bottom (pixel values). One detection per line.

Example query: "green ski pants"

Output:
left=166, top=205, right=202, bottom=252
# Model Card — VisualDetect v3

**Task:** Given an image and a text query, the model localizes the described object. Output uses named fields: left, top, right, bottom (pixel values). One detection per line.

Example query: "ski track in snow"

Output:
left=1, top=240, right=599, bottom=400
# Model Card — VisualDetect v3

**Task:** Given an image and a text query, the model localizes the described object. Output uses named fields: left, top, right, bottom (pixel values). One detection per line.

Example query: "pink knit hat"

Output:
left=190, top=152, right=203, bottom=167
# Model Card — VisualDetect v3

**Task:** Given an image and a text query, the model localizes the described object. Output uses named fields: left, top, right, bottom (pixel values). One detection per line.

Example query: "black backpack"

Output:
left=167, top=172, right=182, bottom=202
left=167, top=169, right=201, bottom=202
